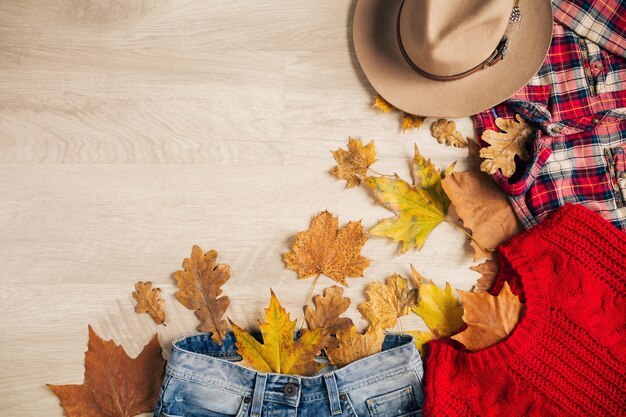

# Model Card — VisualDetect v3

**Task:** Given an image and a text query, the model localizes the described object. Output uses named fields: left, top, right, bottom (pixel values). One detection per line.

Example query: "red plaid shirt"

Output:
left=473, top=0, right=626, bottom=230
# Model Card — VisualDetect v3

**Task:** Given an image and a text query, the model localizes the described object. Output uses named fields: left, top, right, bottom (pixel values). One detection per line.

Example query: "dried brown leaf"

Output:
left=452, top=282, right=524, bottom=351
left=330, top=137, right=377, bottom=188
left=326, top=325, right=385, bottom=367
left=283, top=211, right=370, bottom=286
left=442, top=168, right=522, bottom=261
left=470, top=259, right=499, bottom=293
left=479, top=114, right=535, bottom=177
left=132, top=281, right=166, bottom=325
left=358, top=274, right=417, bottom=329
left=47, top=326, right=165, bottom=417
left=305, top=286, right=353, bottom=349
left=430, top=119, right=467, bottom=148
left=173, top=245, right=231, bottom=343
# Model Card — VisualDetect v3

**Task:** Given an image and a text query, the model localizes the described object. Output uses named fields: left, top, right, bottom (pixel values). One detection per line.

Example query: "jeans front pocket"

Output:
left=366, top=385, right=422, bottom=417
left=159, top=375, right=251, bottom=417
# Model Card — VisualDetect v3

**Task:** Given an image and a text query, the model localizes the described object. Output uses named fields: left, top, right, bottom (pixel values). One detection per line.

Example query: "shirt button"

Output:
left=594, top=62, right=602, bottom=70
left=283, top=382, right=298, bottom=397
left=592, top=118, right=600, bottom=125
left=552, top=125, right=562, bottom=133
left=620, top=172, right=626, bottom=179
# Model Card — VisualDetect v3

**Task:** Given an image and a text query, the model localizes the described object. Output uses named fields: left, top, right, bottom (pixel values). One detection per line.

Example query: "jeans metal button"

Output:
left=283, top=382, right=298, bottom=397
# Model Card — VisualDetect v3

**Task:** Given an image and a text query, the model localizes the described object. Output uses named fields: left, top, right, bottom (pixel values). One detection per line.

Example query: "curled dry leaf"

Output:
left=451, top=282, right=524, bottom=351
left=470, top=259, right=500, bottom=293
left=480, top=113, right=535, bottom=178
left=132, top=281, right=166, bottom=325
left=358, top=274, right=417, bottom=329
left=173, top=245, right=231, bottom=343
left=402, top=114, right=426, bottom=132
left=430, top=119, right=468, bottom=148
left=330, top=137, right=377, bottom=189
left=363, top=145, right=454, bottom=252
left=409, top=265, right=465, bottom=355
left=373, top=94, right=395, bottom=112
left=441, top=165, right=522, bottom=261
left=230, top=291, right=323, bottom=376
left=47, top=326, right=165, bottom=417
left=283, top=211, right=370, bottom=286
left=305, top=286, right=354, bottom=350
left=326, top=325, right=385, bottom=367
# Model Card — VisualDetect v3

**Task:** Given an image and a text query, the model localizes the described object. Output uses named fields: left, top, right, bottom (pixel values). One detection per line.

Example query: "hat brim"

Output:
left=353, top=0, right=553, bottom=117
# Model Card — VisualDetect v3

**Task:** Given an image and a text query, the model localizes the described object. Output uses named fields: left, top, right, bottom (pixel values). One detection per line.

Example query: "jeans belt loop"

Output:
left=250, top=373, right=267, bottom=417
left=323, top=372, right=343, bottom=415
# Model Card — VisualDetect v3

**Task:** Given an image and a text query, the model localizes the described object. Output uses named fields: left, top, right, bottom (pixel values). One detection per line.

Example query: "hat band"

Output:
left=396, top=0, right=514, bottom=82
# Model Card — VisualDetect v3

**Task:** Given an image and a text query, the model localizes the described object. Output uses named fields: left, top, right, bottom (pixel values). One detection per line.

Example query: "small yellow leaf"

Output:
left=480, top=114, right=535, bottom=178
left=410, top=266, right=464, bottom=339
left=373, top=95, right=395, bottom=112
left=402, top=114, right=426, bottom=132
left=330, top=137, right=377, bottom=188
left=470, top=259, right=499, bottom=293
left=230, top=291, right=323, bottom=376
left=358, top=274, right=417, bottom=329
left=305, top=286, right=354, bottom=350
left=404, top=330, right=434, bottom=356
left=283, top=211, right=370, bottom=286
left=326, top=325, right=385, bottom=367
left=132, top=281, right=166, bottom=325
left=451, top=282, right=524, bottom=351
left=430, top=119, right=468, bottom=147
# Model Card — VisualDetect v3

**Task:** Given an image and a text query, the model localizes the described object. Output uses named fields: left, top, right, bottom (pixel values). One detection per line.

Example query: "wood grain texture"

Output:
left=0, top=1, right=480, bottom=415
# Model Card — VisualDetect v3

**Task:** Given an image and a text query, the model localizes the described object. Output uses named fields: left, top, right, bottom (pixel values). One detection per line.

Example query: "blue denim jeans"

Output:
left=154, top=332, right=424, bottom=417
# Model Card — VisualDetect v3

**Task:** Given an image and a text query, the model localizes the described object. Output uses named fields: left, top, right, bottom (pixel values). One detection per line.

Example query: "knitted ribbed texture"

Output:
left=423, top=204, right=626, bottom=417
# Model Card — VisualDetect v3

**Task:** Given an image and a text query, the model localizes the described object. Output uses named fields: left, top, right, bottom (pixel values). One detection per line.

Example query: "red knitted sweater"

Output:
left=423, top=204, right=626, bottom=417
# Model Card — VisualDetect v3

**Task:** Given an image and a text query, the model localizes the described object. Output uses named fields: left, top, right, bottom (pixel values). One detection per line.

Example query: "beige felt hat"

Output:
left=353, top=0, right=553, bottom=117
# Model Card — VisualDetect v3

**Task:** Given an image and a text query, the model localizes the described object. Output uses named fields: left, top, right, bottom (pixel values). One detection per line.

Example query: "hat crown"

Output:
left=399, top=0, right=515, bottom=77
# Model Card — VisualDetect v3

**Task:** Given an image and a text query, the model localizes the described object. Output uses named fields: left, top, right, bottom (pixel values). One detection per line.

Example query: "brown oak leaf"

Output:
left=480, top=113, right=535, bottom=178
left=373, top=94, right=394, bottom=112
left=442, top=165, right=522, bottom=261
left=330, top=137, right=377, bottom=188
left=326, top=325, right=385, bottom=367
left=470, top=259, right=499, bottom=293
left=132, top=281, right=166, bottom=325
left=402, top=114, right=426, bottom=132
left=358, top=274, right=417, bottom=329
left=430, top=119, right=468, bottom=148
left=283, top=211, right=370, bottom=286
left=173, top=245, right=231, bottom=343
left=305, top=286, right=354, bottom=350
left=452, top=282, right=524, bottom=351
left=47, top=326, right=165, bottom=417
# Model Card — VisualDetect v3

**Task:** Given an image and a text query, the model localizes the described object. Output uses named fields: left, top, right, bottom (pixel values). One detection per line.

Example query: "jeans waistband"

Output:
left=165, top=331, right=422, bottom=403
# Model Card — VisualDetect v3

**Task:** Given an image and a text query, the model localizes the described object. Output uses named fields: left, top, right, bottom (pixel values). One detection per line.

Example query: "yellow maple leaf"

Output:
left=230, top=291, right=323, bottom=376
left=132, top=281, right=166, bottom=325
left=358, top=274, right=417, bottom=329
left=402, top=114, right=426, bottom=132
left=330, top=137, right=377, bottom=188
left=404, top=330, right=434, bottom=355
left=325, top=325, right=385, bottom=367
left=283, top=211, right=370, bottom=285
left=373, top=94, right=395, bottom=112
left=305, top=286, right=354, bottom=350
left=363, top=145, right=454, bottom=252
left=430, top=119, right=468, bottom=148
left=410, top=266, right=464, bottom=354
left=451, top=282, right=524, bottom=351
left=479, top=114, right=535, bottom=178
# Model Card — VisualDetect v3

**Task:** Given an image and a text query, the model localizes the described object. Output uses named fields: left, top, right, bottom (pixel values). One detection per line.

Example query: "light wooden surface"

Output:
left=0, top=1, right=479, bottom=415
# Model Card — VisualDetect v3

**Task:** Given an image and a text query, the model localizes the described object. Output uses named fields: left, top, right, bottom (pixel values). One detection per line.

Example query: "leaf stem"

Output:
left=446, top=220, right=495, bottom=254
left=367, top=167, right=395, bottom=177
left=300, top=273, right=322, bottom=331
